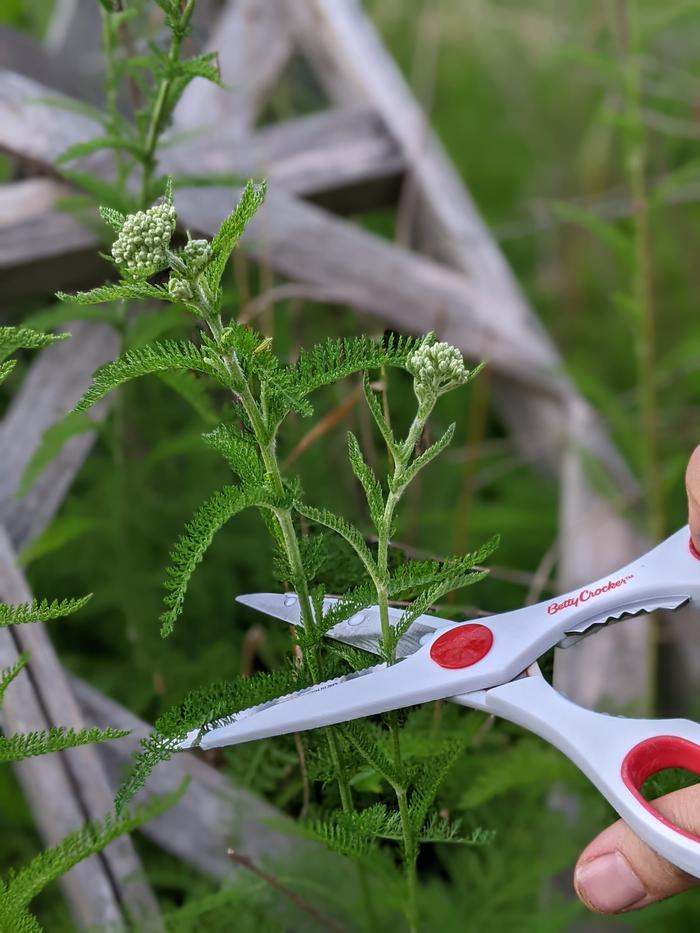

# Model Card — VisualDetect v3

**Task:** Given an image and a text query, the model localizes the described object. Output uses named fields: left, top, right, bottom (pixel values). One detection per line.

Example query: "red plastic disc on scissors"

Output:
left=430, top=624, right=493, bottom=669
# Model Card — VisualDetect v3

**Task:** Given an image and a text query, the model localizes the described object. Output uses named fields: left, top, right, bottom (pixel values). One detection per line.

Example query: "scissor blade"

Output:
left=180, top=646, right=480, bottom=751
left=236, top=593, right=453, bottom=659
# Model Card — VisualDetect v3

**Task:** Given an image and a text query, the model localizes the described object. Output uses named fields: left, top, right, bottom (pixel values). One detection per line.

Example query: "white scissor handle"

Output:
left=476, top=669, right=700, bottom=879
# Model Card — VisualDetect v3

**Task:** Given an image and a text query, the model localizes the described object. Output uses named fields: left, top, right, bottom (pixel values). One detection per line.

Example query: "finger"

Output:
left=685, top=445, right=700, bottom=552
left=574, top=783, right=700, bottom=914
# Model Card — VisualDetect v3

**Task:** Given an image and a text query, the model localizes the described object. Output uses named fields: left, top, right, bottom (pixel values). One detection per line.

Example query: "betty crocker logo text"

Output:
left=546, top=574, right=634, bottom=615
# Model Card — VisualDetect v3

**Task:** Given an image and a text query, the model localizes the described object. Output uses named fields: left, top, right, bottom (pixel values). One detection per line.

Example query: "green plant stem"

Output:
left=101, top=7, right=125, bottom=187
left=373, top=409, right=428, bottom=933
left=619, top=0, right=664, bottom=542
left=206, top=317, right=355, bottom=814
left=141, top=0, right=195, bottom=205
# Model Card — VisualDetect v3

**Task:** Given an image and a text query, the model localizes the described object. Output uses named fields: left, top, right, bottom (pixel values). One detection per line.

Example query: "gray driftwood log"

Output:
left=0, top=527, right=161, bottom=930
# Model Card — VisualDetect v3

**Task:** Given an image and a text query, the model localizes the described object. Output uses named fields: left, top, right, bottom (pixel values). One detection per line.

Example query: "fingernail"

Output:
left=575, top=852, right=646, bottom=913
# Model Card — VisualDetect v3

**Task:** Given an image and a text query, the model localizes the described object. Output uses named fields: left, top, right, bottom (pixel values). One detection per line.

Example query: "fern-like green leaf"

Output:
left=286, top=334, right=426, bottom=403
left=327, top=641, right=377, bottom=672
left=294, top=503, right=378, bottom=582
left=390, top=537, right=499, bottom=599
left=0, top=595, right=92, bottom=627
left=56, top=136, right=144, bottom=164
left=206, top=180, right=267, bottom=291
left=161, top=484, right=277, bottom=636
left=73, top=340, right=215, bottom=412
left=388, top=571, right=488, bottom=655
left=387, top=537, right=499, bottom=653
left=318, top=582, right=377, bottom=633
left=347, top=432, right=384, bottom=526
left=0, top=896, right=41, bottom=933
left=98, top=205, right=126, bottom=233
left=410, top=738, right=465, bottom=833
left=393, top=423, right=456, bottom=492
left=202, top=423, right=264, bottom=483
left=115, top=669, right=299, bottom=812
left=19, top=412, right=96, bottom=496
left=0, top=726, right=129, bottom=763
left=0, top=327, right=68, bottom=364
left=0, top=359, right=15, bottom=386
left=416, top=813, right=493, bottom=846
left=362, top=373, right=398, bottom=455
left=57, top=281, right=172, bottom=307
left=342, top=720, right=403, bottom=788
left=175, top=52, right=222, bottom=84
left=0, top=653, right=29, bottom=707
left=303, top=805, right=390, bottom=858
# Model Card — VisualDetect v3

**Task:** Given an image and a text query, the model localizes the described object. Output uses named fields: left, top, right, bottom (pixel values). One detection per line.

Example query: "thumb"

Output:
left=574, top=784, right=700, bottom=914
left=686, top=444, right=700, bottom=552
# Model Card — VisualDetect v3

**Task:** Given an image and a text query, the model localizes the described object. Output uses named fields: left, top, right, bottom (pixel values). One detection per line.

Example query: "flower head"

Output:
left=183, top=238, right=212, bottom=273
left=167, top=273, right=193, bottom=302
left=111, top=201, right=176, bottom=277
left=407, top=340, right=469, bottom=410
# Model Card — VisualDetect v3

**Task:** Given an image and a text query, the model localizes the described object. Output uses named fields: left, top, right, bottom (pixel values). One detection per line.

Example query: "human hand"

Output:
left=573, top=446, right=700, bottom=913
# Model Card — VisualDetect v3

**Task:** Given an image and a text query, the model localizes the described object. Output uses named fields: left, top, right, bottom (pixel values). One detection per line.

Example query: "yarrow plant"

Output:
left=59, top=179, right=495, bottom=932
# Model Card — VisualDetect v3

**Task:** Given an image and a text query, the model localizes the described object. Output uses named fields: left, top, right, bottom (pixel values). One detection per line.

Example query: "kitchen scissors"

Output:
left=180, top=526, right=700, bottom=877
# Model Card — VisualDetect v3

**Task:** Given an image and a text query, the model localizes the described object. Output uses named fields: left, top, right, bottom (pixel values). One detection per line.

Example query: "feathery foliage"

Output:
left=286, top=335, right=428, bottom=403
left=0, top=359, right=16, bottom=386
left=206, top=180, right=267, bottom=292
left=0, top=327, right=68, bottom=363
left=0, top=595, right=92, bottom=627
left=19, top=412, right=96, bottom=497
left=0, top=653, right=29, bottom=707
left=0, top=726, right=129, bottom=764
left=115, top=668, right=300, bottom=813
left=160, top=484, right=278, bottom=636
left=294, top=503, right=379, bottom=583
left=56, top=280, right=172, bottom=307
left=73, top=341, right=216, bottom=413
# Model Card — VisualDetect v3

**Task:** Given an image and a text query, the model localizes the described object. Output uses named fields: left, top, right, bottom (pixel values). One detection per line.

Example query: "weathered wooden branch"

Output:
left=172, top=0, right=294, bottom=142
left=0, top=527, right=160, bottom=930
left=0, top=319, right=118, bottom=549
left=0, top=71, right=566, bottom=395
left=0, top=106, right=403, bottom=297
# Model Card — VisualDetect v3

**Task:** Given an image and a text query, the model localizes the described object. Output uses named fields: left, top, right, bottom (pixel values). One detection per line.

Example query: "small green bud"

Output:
left=183, top=238, right=212, bottom=273
left=167, top=273, right=193, bottom=302
left=111, top=201, right=176, bottom=277
left=406, top=340, right=470, bottom=410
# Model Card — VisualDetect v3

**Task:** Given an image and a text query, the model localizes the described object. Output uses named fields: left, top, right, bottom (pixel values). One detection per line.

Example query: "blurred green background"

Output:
left=2, top=0, right=700, bottom=929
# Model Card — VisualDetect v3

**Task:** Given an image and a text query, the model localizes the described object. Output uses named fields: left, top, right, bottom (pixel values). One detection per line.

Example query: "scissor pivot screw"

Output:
left=429, top=623, right=493, bottom=669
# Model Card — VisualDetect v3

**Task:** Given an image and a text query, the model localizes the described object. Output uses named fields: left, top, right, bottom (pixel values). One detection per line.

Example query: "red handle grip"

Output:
left=621, top=736, right=700, bottom=843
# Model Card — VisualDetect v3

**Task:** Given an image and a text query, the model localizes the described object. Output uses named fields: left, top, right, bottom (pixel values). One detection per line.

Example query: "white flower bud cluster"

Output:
left=183, top=238, right=212, bottom=272
left=167, top=273, right=193, bottom=302
left=111, top=202, right=176, bottom=276
left=407, top=340, right=469, bottom=408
